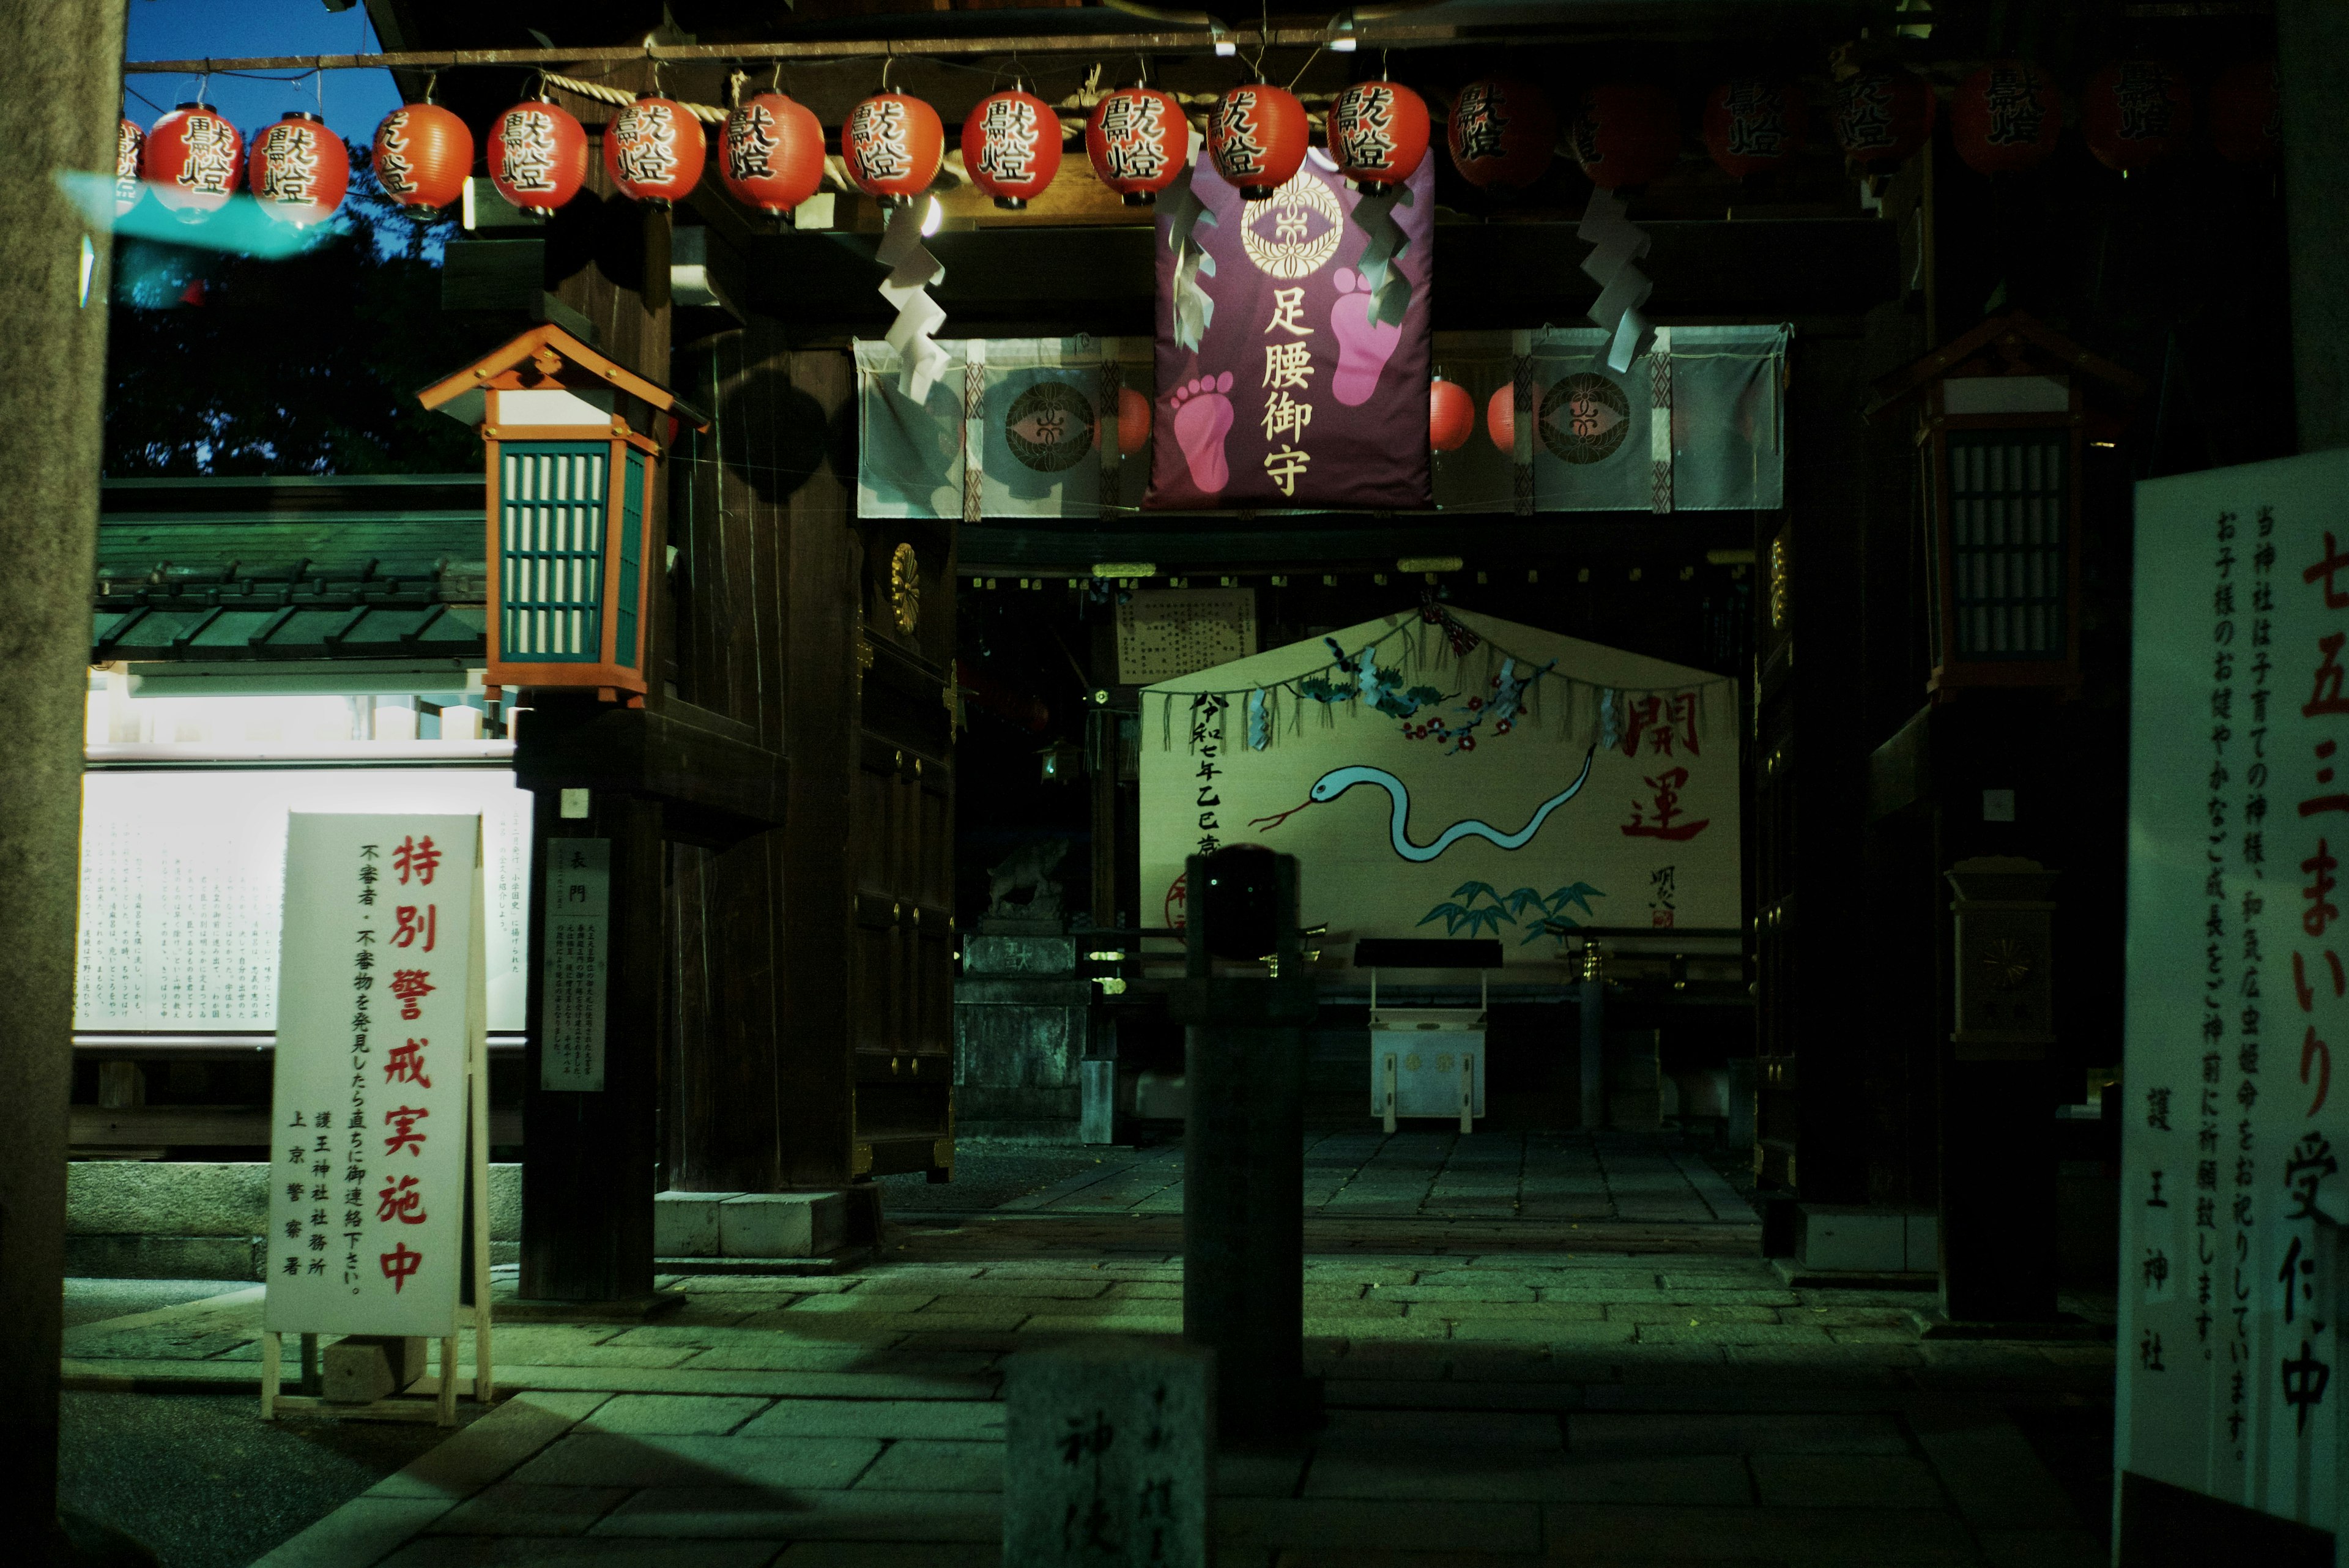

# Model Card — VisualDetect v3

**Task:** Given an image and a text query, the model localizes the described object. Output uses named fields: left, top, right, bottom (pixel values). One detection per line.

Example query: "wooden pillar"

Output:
left=519, top=776, right=663, bottom=1301
left=0, top=0, right=124, bottom=1545
left=2280, top=0, right=2349, bottom=452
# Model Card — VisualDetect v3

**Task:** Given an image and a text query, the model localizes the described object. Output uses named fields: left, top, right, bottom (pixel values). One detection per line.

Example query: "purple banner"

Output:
left=1147, top=146, right=1433, bottom=510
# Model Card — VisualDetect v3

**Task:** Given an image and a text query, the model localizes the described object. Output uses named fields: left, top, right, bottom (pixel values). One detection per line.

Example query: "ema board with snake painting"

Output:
left=1139, top=608, right=1739, bottom=965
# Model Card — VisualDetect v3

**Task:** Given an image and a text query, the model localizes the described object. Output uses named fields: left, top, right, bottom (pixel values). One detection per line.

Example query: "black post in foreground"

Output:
left=1172, top=847, right=1321, bottom=1438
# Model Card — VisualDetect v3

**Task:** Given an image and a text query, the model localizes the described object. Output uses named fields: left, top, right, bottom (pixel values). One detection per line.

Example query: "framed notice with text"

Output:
left=2123, top=449, right=2349, bottom=1547
left=259, top=813, right=492, bottom=1424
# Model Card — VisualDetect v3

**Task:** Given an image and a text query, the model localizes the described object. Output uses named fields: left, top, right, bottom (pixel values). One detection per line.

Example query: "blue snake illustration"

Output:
left=1249, top=744, right=1598, bottom=861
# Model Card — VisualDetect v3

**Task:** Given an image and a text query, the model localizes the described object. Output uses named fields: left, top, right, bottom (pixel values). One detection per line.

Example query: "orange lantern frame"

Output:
left=417, top=324, right=708, bottom=705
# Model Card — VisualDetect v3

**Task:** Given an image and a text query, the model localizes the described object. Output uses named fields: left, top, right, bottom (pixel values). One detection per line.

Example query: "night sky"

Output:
left=124, top=0, right=401, bottom=144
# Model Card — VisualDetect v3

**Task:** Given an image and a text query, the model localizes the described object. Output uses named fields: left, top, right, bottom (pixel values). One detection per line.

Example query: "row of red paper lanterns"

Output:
left=119, top=56, right=2277, bottom=235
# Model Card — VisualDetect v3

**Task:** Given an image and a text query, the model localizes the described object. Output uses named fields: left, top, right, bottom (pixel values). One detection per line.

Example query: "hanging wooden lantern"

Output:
left=1210, top=83, right=1308, bottom=199
left=843, top=91, right=944, bottom=206
left=1864, top=312, right=2143, bottom=696
left=721, top=91, right=824, bottom=216
left=114, top=117, right=145, bottom=218
left=1702, top=79, right=1806, bottom=180
left=250, top=111, right=350, bottom=228
left=2082, top=60, right=2192, bottom=172
left=143, top=103, right=243, bottom=220
left=1086, top=84, right=1188, bottom=206
left=488, top=98, right=588, bottom=215
left=1572, top=83, right=1682, bottom=191
left=1950, top=62, right=2062, bottom=176
left=1447, top=77, right=1554, bottom=192
left=417, top=324, right=709, bottom=706
left=373, top=102, right=471, bottom=215
left=1327, top=79, right=1431, bottom=189
left=1485, top=384, right=1515, bottom=453
left=604, top=95, right=705, bottom=206
left=2209, top=59, right=2279, bottom=166
left=962, top=88, right=1061, bottom=209
left=1430, top=379, right=1474, bottom=451
left=1832, top=68, right=1935, bottom=170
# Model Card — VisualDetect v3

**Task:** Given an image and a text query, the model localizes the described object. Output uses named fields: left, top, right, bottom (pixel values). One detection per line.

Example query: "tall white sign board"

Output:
left=2124, top=449, right=2349, bottom=1540
left=264, top=814, right=484, bottom=1345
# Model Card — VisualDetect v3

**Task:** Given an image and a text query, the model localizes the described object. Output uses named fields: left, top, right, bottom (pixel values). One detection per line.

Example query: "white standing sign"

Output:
left=264, top=814, right=483, bottom=1339
left=2124, top=450, right=2349, bottom=1537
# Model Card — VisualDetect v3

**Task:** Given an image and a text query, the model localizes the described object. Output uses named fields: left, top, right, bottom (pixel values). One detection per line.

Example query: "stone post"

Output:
left=0, top=0, right=127, bottom=1552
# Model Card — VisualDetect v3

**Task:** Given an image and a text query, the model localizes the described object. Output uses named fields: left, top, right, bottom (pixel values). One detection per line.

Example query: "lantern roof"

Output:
left=1864, top=310, right=2144, bottom=422
left=416, top=322, right=710, bottom=434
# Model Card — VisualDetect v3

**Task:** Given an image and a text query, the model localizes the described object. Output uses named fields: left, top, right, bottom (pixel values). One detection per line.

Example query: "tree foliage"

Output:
left=103, top=143, right=489, bottom=476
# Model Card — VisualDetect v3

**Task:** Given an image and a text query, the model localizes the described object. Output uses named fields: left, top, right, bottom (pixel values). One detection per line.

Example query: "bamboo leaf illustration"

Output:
left=1417, top=902, right=1468, bottom=933
left=1451, top=880, right=1500, bottom=907
left=1459, top=905, right=1509, bottom=938
left=1545, top=882, right=1603, bottom=917
left=1502, top=886, right=1546, bottom=917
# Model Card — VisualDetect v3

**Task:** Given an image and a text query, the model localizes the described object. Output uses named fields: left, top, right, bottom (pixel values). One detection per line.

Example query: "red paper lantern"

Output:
left=604, top=95, right=706, bottom=206
left=250, top=112, right=349, bottom=228
left=488, top=100, right=588, bottom=215
left=1573, top=84, right=1682, bottom=191
left=1702, top=79, right=1806, bottom=179
left=1832, top=69, right=1935, bottom=169
left=721, top=92, right=823, bottom=215
left=843, top=91, right=944, bottom=206
left=114, top=117, right=145, bottom=218
left=2083, top=60, right=2192, bottom=171
left=1116, top=385, right=1152, bottom=454
left=1950, top=62, right=2063, bottom=176
left=143, top=103, right=243, bottom=220
left=1486, top=385, right=1515, bottom=453
left=962, top=89, right=1061, bottom=209
left=1447, top=77, right=1554, bottom=192
left=1209, top=83, right=1308, bottom=200
left=2210, top=60, right=2279, bottom=166
left=1086, top=85, right=1189, bottom=206
left=1430, top=379, right=1474, bottom=451
left=373, top=102, right=470, bottom=215
left=1327, top=80, right=1431, bottom=188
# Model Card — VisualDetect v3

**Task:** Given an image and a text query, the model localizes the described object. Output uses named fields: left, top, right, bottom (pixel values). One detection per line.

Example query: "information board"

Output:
left=540, top=838, right=610, bottom=1091
left=262, top=814, right=483, bottom=1339
left=2123, top=448, right=2349, bottom=1536
left=75, top=768, right=530, bottom=1032
left=1116, top=589, right=1259, bottom=685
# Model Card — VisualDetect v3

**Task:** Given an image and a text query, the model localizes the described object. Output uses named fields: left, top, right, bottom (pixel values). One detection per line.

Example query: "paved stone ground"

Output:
left=56, top=1134, right=2114, bottom=1566
left=894, top=1131, right=1751, bottom=1224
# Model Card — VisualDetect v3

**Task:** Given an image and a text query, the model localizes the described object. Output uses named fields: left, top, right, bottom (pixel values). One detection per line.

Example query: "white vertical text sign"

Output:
left=264, top=814, right=480, bottom=1339
left=2124, top=450, right=2349, bottom=1534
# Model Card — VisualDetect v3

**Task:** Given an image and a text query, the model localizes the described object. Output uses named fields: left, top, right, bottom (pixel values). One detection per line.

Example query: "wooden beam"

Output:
left=513, top=700, right=785, bottom=837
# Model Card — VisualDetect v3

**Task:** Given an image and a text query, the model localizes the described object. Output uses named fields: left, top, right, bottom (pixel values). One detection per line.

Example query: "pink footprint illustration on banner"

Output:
left=1329, top=267, right=1403, bottom=407
left=1170, top=372, right=1236, bottom=492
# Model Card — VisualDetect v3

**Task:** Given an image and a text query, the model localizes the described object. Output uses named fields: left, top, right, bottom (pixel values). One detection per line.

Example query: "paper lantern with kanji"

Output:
left=488, top=99, right=588, bottom=214
left=1327, top=80, right=1431, bottom=189
left=604, top=95, right=705, bottom=206
left=2083, top=60, right=2192, bottom=172
left=373, top=102, right=471, bottom=215
left=250, top=111, right=350, bottom=227
left=1702, top=79, right=1806, bottom=179
left=114, top=117, right=145, bottom=218
left=1086, top=86, right=1187, bottom=205
left=843, top=91, right=944, bottom=206
left=1950, top=62, right=2062, bottom=176
left=721, top=92, right=823, bottom=215
left=1572, top=83, right=1682, bottom=190
left=960, top=88, right=1061, bottom=209
left=1210, top=83, right=1308, bottom=200
left=1447, top=77, right=1554, bottom=192
left=143, top=104, right=243, bottom=220
left=2210, top=60, right=2280, bottom=165
left=1430, top=379, right=1474, bottom=451
left=1833, top=69, right=1935, bottom=169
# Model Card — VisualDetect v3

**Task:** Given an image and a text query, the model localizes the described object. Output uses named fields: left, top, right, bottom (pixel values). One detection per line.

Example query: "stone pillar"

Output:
left=0, top=0, right=125, bottom=1549
left=2279, top=0, right=2349, bottom=451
